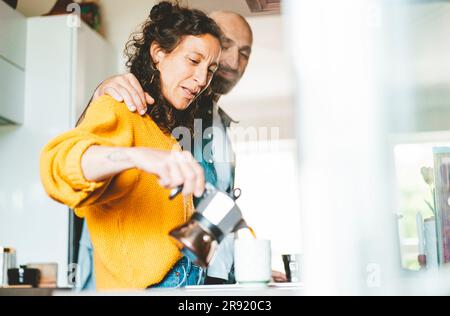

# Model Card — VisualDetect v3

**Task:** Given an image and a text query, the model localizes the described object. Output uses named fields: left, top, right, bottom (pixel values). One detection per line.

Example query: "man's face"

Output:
left=210, top=13, right=253, bottom=95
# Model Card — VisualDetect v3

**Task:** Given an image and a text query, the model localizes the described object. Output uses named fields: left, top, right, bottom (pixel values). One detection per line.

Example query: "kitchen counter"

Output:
left=0, top=287, right=69, bottom=296
left=0, top=283, right=302, bottom=296
left=53, top=283, right=304, bottom=296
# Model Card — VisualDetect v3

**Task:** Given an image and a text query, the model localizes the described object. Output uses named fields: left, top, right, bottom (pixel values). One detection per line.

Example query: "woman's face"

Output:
left=152, top=34, right=221, bottom=110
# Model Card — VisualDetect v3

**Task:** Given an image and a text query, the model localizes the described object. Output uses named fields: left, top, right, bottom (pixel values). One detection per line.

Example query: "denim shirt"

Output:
left=192, top=99, right=237, bottom=282
left=193, top=98, right=236, bottom=203
left=77, top=222, right=96, bottom=291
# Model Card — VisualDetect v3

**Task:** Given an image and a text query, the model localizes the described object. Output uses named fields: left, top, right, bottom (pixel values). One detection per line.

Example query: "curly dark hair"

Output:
left=124, top=1, right=222, bottom=135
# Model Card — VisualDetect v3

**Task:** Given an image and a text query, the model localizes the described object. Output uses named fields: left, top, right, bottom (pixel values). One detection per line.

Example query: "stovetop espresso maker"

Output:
left=168, top=183, right=248, bottom=268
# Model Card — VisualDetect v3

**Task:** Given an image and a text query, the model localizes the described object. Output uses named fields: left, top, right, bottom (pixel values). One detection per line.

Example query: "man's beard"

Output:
left=211, top=66, right=240, bottom=95
left=210, top=75, right=236, bottom=95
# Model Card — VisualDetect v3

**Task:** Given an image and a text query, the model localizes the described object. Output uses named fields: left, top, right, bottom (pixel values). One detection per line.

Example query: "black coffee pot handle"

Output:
left=169, top=185, right=184, bottom=200
left=169, top=183, right=219, bottom=200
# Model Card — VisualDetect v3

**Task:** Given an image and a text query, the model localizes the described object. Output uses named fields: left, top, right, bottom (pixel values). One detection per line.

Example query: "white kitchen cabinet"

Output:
left=0, top=58, right=24, bottom=124
left=0, top=15, right=117, bottom=287
left=0, top=1, right=26, bottom=68
left=0, top=1, right=26, bottom=124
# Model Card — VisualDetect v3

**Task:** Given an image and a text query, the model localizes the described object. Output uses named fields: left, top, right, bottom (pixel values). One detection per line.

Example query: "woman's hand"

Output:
left=93, top=73, right=154, bottom=115
left=129, top=148, right=205, bottom=198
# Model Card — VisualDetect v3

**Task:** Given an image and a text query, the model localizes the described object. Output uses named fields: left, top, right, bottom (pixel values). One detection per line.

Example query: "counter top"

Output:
left=0, top=287, right=60, bottom=296
left=54, top=283, right=304, bottom=296
left=0, top=283, right=302, bottom=296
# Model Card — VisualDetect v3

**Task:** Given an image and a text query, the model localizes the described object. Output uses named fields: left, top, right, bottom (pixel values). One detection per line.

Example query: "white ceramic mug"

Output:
left=234, top=239, right=271, bottom=285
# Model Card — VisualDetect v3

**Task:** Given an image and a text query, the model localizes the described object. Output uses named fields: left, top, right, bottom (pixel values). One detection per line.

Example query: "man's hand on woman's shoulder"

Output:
left=93, top=73, right=154, bottom=115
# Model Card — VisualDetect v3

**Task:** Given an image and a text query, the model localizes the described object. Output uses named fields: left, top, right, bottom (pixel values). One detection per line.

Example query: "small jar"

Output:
left=1, top=247, right=16, bottom=287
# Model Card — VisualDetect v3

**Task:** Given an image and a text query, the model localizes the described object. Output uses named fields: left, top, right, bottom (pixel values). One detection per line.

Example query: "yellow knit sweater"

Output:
left=40, top=95, right=193, bottom=290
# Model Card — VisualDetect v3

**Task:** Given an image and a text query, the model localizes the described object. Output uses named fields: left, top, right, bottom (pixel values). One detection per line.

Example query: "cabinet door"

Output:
left=0, top=1, right=26, bottom=69
left=0, top=58, right=24, bottom=124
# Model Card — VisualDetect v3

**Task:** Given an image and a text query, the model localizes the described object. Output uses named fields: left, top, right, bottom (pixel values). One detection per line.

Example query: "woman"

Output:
left=40, top=1, right=222, bottom=290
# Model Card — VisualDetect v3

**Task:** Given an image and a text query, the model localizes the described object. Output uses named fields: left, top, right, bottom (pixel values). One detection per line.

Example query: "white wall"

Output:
left=384, top=2, right=450, bottom=134
left=221, top=15, right=294, bottom=139
left=98, top=0, right=158, bottom=72
left=233, top=140, right=302, bottom=273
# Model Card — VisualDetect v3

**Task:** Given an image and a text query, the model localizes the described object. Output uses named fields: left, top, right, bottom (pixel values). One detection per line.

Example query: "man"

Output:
left=77, top=11, right=286, bottom=289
